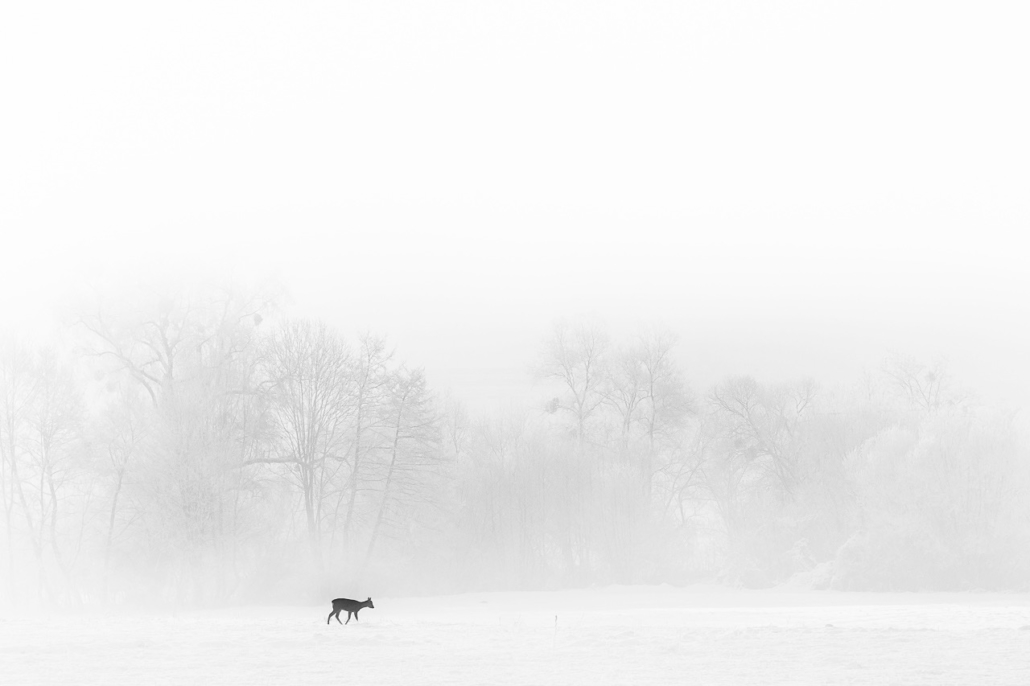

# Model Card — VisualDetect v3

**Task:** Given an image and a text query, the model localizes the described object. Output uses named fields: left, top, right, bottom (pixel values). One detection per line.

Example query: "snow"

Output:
left=5, top=586, right=1030, bottom=685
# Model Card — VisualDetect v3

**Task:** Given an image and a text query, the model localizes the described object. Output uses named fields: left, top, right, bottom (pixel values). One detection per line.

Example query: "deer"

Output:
left=328, top=597, right=375, bottom=625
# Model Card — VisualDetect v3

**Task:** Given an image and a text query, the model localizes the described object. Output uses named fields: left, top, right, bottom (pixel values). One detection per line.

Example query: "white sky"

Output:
left=1, top=1, right=1028, bottom=412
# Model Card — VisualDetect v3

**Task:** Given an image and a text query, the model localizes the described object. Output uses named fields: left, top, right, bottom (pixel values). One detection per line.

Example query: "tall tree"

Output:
left=710, top=376, right=814, bottom=502
left=340, top=335, right=392, bottom=551
left=0, top=340, right=38, bottom=599
left=539, top=319, right=609, bottom=452
left=882, top=352, right=968, bottom=414
left=252, top=320, right=351, bottom=567
left=363, top=367, right=440, bottom=568
left=79, top=285, right=273, bottom=603
left=24, top=349, right=83, bottom=601
left=94, top=382, right=149, bottom=603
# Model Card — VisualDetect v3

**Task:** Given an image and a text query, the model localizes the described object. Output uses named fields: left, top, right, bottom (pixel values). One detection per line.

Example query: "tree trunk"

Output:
left=343, top=407, right=363, bottom=550
left=363, top=422, right=401, bottom=571
left=103, top=466, right=125, bottom=604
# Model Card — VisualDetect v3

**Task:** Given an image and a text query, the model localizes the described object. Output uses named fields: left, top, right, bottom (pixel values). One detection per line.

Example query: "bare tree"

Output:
left=339, top=335, right=392, bottom=551
left=251, top=320, right=352, bottom=567
left=882, top=352, right=968, bottom=414
left=0, top=340, right=39, bottom=598
left=710, top=376, right=815, bottom=503
left=602, top=348, right=646, bottom=454
left=539, top=319, right=609, bottom=452
left=78, top=285, right=274, bottom=603
left=79, top=284, right=275, bottom=407
left=93, top=382, right=149, bottom=603
left=23, top=349, right=84, bottom=601
left=637, top=330, right=693, bottom=454
left=441, top=395, right=470, bottom=462
left=363, top=367, right=440, bottom=568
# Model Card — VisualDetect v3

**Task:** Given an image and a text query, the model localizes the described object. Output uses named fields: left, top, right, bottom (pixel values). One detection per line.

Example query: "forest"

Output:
left=1, top=283, right=1027, bottom=608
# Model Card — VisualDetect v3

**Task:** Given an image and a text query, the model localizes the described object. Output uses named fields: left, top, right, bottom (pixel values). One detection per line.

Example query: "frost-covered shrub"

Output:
left=833, top=410, right=1030, bottom=590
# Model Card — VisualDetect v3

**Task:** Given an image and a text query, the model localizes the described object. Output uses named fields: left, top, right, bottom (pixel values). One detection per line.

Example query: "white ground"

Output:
left=5, top=586, right=1030, bottom=685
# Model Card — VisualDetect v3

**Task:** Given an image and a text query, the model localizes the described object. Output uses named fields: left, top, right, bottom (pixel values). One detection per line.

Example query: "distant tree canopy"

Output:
left=0, top=290, right=1027, bottom=607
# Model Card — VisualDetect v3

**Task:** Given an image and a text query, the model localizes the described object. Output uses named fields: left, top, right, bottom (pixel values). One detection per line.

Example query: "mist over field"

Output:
left=2, top=1, right=1030, bottom=683
left=0, top=278, right=1026, bottom=607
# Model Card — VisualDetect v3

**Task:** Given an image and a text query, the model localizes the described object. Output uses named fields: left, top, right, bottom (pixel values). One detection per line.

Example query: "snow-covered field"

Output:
left=5, top=586, right=1030, bottom=685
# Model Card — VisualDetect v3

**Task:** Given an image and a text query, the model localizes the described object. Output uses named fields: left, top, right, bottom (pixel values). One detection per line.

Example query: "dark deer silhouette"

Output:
left=328, top=597, right=375, bottom=625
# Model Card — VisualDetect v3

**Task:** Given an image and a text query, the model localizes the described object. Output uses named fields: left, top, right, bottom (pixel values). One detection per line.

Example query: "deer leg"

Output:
left=354, top=610, right=359, bottom=622
left=335, top=610, right=343, bottom=625
left=345, top=611, right=352, bottom=624
left=327, top=610, right=334, bottom=625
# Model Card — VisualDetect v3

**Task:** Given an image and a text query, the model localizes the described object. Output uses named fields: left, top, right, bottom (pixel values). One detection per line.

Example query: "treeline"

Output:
left=457, top=322, right=1030, bottom=592
left=1, top=286, right=1028, bottom=606
left=1, top=286, right=452, bottom=605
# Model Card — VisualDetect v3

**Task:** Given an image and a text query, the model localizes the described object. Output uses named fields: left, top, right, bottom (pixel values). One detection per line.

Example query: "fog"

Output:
left=2, top=0, right=1029, bottom=621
